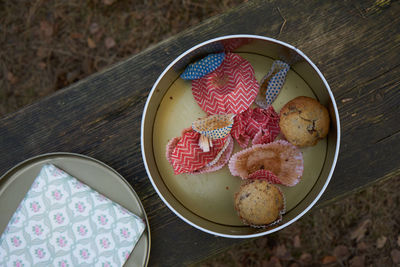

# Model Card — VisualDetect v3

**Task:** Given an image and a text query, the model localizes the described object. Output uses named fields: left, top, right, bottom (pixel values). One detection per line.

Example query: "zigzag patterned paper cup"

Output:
left=192, top=53, right=259, bottom=115
left=142, top=35, right=340, bottom=238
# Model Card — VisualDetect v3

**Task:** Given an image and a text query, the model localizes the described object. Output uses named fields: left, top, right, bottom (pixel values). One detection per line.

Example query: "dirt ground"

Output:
left=1, top=1, right=399, bottom=266
left=198, top=177, right=400, bottom=266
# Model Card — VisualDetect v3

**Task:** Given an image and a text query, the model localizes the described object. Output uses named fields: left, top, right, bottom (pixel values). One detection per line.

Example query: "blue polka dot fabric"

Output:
left=255, top=60, right=290, bottom=108
left=180, top=52, right=225, bottom=80
left=192, top=114, right=234, bottom=140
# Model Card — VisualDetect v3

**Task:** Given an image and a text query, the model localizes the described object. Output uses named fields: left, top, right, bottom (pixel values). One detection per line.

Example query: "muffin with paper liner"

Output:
left=228, top=140, right=303, bottom=186
left=234, top=179, right=285, bottom=228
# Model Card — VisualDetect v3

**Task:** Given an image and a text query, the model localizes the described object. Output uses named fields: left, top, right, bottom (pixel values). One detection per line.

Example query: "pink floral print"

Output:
left=57, top=236, right=67, bottom=247
left=35, top=248, right=46, bottom=259
left=13, top=260, right=24, bottom=267
left=32, top=225, right=43, bottom=236
left=52, top=190, right=63, bottom=200
left=11, top=236, right=21, bottom=247
left=30, top=201, right=41, bottom=213
left=120, top=228, right=130, bottom=239
left=75, top=201, right=86, bottom=213
left=77, top=225, right=88, bottom=236
left=53, top=213, right=65, bottom=224
left=98, top=215, right=108, bottom=225
left=79, top=248, right=90, bottom=260
left=58, top=260, right=69, bottom=267
left=99, top=238, right=110, bottom=249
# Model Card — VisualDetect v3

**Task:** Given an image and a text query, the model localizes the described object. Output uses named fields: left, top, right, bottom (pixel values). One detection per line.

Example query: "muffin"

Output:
left=234, top=180, right=285, bottom=227
left=279, top=96, right=330, bottom=147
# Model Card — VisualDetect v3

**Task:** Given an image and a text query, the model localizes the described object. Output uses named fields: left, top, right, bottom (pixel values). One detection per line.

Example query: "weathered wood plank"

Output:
left=0, top=0, right=399, bottom=266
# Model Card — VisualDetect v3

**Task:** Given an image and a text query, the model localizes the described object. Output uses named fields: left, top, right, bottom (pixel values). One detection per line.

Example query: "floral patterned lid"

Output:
left=0, top=158, right=148, bottom=267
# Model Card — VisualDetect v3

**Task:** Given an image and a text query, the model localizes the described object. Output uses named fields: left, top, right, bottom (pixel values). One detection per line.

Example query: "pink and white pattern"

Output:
left=0, top=164, right=145, bottom=267
left=169, top=130, right=227, bottom=174
left=192, top=53, right=259, bottom=115
left=231, top=106, right=280, bottom=148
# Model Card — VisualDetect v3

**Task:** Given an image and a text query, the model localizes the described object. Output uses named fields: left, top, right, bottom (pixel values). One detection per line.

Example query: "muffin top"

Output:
left=279, top=96, right=330, bottom=147
left=234, top=180, right=285, bottom=226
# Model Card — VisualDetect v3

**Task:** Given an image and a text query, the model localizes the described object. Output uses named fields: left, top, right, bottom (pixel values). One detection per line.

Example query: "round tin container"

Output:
left=0, top=152, right=150, bottom=266
left=141, top=35, right=340, bottom=238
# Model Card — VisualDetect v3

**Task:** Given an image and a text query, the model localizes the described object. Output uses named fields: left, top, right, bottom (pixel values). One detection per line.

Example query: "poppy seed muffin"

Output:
left=234, top=180, right=285, bottom=227
left=279, top=96, right=330, bottom=147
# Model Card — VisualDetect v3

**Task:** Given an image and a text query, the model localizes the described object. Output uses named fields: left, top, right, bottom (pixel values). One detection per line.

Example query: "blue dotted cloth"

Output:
left=256, top=60, right=290, bottom=108
left=180, top=52, right=225, bottom=80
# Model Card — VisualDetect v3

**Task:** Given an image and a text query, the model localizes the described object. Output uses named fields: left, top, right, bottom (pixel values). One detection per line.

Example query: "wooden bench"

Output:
left=1, top=0, right=399, bottom=265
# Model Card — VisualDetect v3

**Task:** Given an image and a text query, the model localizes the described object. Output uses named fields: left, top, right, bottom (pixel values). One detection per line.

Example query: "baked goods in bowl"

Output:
left=234, top=180, right=285, bottom=227
left=279, top=96, right=330, bottom=147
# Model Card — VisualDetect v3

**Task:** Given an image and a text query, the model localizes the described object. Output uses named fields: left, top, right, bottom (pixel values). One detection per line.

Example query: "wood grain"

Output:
left=0, top=0, right=399, bottom=265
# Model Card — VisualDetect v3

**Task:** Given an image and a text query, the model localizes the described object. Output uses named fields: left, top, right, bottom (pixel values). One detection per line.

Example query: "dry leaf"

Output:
left=40, top=20, right=53, bottom=37
left=89, top=23, right=100, bottom=34
left=67, top=70, right=80, bottom=83
left=38, top=62, right=46, bottom=70
left=357, top=242, right=368, bottom=251
left=322, top=255, right=336, bottom=264
left=6, top=72, right=18, bottom=84
left=87, top=37, right=96, bottom=49
left=105, top=37, right=116, bottom=49
left=334, top=245, right=350, bottom=260
left=299, top=253, right=312, bottom=263
left=350, top=219, right=371, bottom=242
left=275, top=244, right=287, bottom=257
left=376, top=236, right=387, bottom=249
left=397, top=235, right=400, bottom=247
left=350, top=256, right=365, bottom=267
left=102, top=0, right=116, bottom=5
left=293, top=235, right=301, bottom=248
left=267, top=256, right=282, bottom=267
left=36, top=46, right=47, bottom=58
left=255, top=237, right=268, bottom=248
left=391, top=249, right=400, bottom=264
left=70, top=32, right=83, bottom=39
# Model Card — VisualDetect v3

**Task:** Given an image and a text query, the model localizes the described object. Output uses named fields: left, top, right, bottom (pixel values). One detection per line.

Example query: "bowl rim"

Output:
left=141, top=34, right=341, bottom=238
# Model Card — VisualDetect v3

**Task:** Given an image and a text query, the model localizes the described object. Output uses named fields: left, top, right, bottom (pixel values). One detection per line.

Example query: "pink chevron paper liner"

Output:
left=231, top=109, right=251, bottom=148
left=170, top=130, right=226, bottom=174
left=166, top=136, right=181, bottom=166
left=206, top=135, right=232, bottom=167
left=252, top=129, right=271, bottom=145
left=228, top=140, right=303, bottom=186
left=231, top=106, right=280, bottom=148
left=247, top=169, right=282, bottom=184
left=247, top=106, right=280, bottom=145
left=191, top=135, right=234, bottom=174
left=192, top=53, right=259, bottom=115
left=246, top=107, right=280, bottom=139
